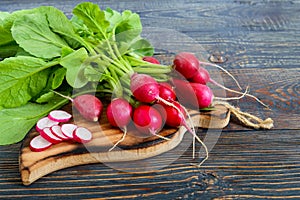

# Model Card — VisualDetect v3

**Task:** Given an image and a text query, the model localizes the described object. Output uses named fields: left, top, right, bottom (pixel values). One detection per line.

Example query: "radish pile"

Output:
left=30, top=110, right=92, bottom=152
left=30, top=51, right=268, bottom=167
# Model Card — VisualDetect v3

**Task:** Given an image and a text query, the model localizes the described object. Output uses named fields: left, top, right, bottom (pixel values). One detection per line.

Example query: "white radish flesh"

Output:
left=40, top=127, right=62, bottom=144
left=36, top=117, right=59, bottom=132
left=50, top=125, right=69, bottom=140
left=48, top=110, right=72, bottom=122
left=30, top=135, right=52, bottom=152
left=73, top=127, right=92, bottom=143
left=61, top=124, right=78, bottom=139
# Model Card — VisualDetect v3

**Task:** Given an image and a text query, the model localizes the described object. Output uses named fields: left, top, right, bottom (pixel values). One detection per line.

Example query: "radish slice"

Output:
left=61, top=124, right=78, bottom=139
left=36, top=117, right=59, bottom=132
left=40, top=127, right=62, bottom=144
left=50, top=125, right=69, bottom=140
left=73, top=127, right=92, bottom=143
left=30, top=135, right=52, bottom=152
left=48, top=110, right=72, bottom=122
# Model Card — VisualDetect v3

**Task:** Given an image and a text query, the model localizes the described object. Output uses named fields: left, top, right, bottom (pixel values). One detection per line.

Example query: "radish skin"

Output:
left=30, top=135, right=52, bottom=152
left=173, top=52, right=199, bottom=79
left=158, top=82, right=176, bottom=102
left=133, top=105, right=169, bottom=140
left=51, top=90, right=103, bottom=122
left=106, top=98, right=133, bottom=151
left=143, top=56, right=160, bottom=64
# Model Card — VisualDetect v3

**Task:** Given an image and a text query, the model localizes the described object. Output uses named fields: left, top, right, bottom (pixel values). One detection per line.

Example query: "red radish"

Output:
left=73, top=94, right=103, bottom=121
left=40, top=127, right=62, bottom=144
left=143, top=56, right=160, bottom=64
left=61, top=123, right=78, bottom=139
left=130, top=73, right=160, bottom=103
left=73, top=127, right=92, bottom=143
left=51, top=90, right=103, bottom=122
left=50, top=125, right=69, bottom=140
left=158, top=82, right=176, bottom=102
left=130, top=73, right=178, bottom=108
left=106, top=98, right=133, bottom=151
left=30, top=135, right=53, bottom=152
left=48, top=110, right=72, bottom=122
left=173, top=52, right=199, bottom=79
left=133, top=105, right=168, bottom=140
left=106, top=98, right=133, bottom=128
left=36, top=117, right=59, bottom=132
left=175, top=52, right=268, bottom=108
left=161, top=101, right=187, bottom=128
left=189, top=66, right=210, bottom=85
left=172, top=78, right=213, bottom=109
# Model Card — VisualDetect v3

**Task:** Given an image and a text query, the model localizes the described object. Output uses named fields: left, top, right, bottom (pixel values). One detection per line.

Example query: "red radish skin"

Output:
left=106, top=98, right=133, bottom=128
left=40, top=127, right=62, bottom=144
left=143, top=56, right=160, bottom=64
left=48, top=110, right=72, bottom=123
left=51, top=91, right=103, bottom=122
left=173, top=52, right=199, bottom=79
left=130, top=73, right=160, bottom=103
left=36, top=117, right=59, bottom=132
left=158, top=82, right=176, bottom=102
left=189, top=66, right=210, bottom=85
left=172, top=78, right=213, bottom=109
left=61, top=123, right=78, bottom=139
left=133, top=105, right=165, bottom=139
left=50, top=125, right=69, bottom=140
left=106, top=98, right=133, bottom=151
left=161, top=101, right=187, bottom=128
left=30, top=135, right=53, bottom=152
left=73, top=94, right=103, bottom=122
left=73, top=127, right=92, bottom=143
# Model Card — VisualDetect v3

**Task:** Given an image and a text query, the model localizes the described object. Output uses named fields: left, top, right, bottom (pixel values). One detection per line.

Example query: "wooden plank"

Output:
left=0, top=129, right=299, bottom=199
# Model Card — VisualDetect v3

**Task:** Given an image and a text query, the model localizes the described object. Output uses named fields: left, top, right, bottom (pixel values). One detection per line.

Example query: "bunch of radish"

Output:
left=30, top=110, right=93, bottom=152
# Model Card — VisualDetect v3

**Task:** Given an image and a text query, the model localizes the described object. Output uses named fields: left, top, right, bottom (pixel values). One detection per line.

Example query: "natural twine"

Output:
left=212, top=101, right=274, bottom=129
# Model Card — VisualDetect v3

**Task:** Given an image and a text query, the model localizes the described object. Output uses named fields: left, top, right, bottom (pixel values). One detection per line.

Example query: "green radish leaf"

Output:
left=35, top=91, right=55, bottom=103
left=0, top=11, right=10, bottom=23
left=73, top=2, right=110, bottom=39
left=0, top=98, right=67, bottom=145
left=104, top=8, right=122, bottom=32
left=60, top=48, right=89, bottom=88
left=11, top=12, right=69, bottom=59
left=127, top=38, right=154, bottom=57
left=50, top=67, right=67, bottom=89
left=0, top=56, right=54, bottom=108
left=39, top=6, right=85, bottom=50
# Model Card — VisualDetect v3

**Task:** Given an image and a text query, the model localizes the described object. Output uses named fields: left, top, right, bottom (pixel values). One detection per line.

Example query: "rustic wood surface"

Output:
left=0, top=0, right=299, bottom=199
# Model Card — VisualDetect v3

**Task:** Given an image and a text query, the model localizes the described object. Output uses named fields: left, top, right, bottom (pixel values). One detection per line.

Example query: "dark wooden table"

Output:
left=1, top=0, right=299, bottom=199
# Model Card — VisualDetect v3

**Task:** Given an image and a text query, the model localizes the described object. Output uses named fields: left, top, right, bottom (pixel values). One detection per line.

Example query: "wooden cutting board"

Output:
left=19, top=104, right=230, bottom=185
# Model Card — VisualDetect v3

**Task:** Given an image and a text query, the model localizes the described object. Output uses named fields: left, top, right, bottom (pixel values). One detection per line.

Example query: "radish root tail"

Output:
left=108, top=127, right=128, bottom=152
left=200, top=61, right=242, bottom=90
left=213, top=86, right=249, bottom=101
left=210, top=79, right=270, bottom=109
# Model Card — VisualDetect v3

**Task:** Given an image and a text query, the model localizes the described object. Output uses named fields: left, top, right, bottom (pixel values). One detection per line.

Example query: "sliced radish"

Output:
left=50, top=125, right=69, bottom=140
left=73, top=127, right=92, bottom=143
left=36, top=117, right=59, bottom=132
left=61, top=123, right=78, bottom=139
left=30, top=135, right=53, bottom=152
left=40, top=127, right=62, bottom=144
left=48, top=110, right=72, bottom=123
